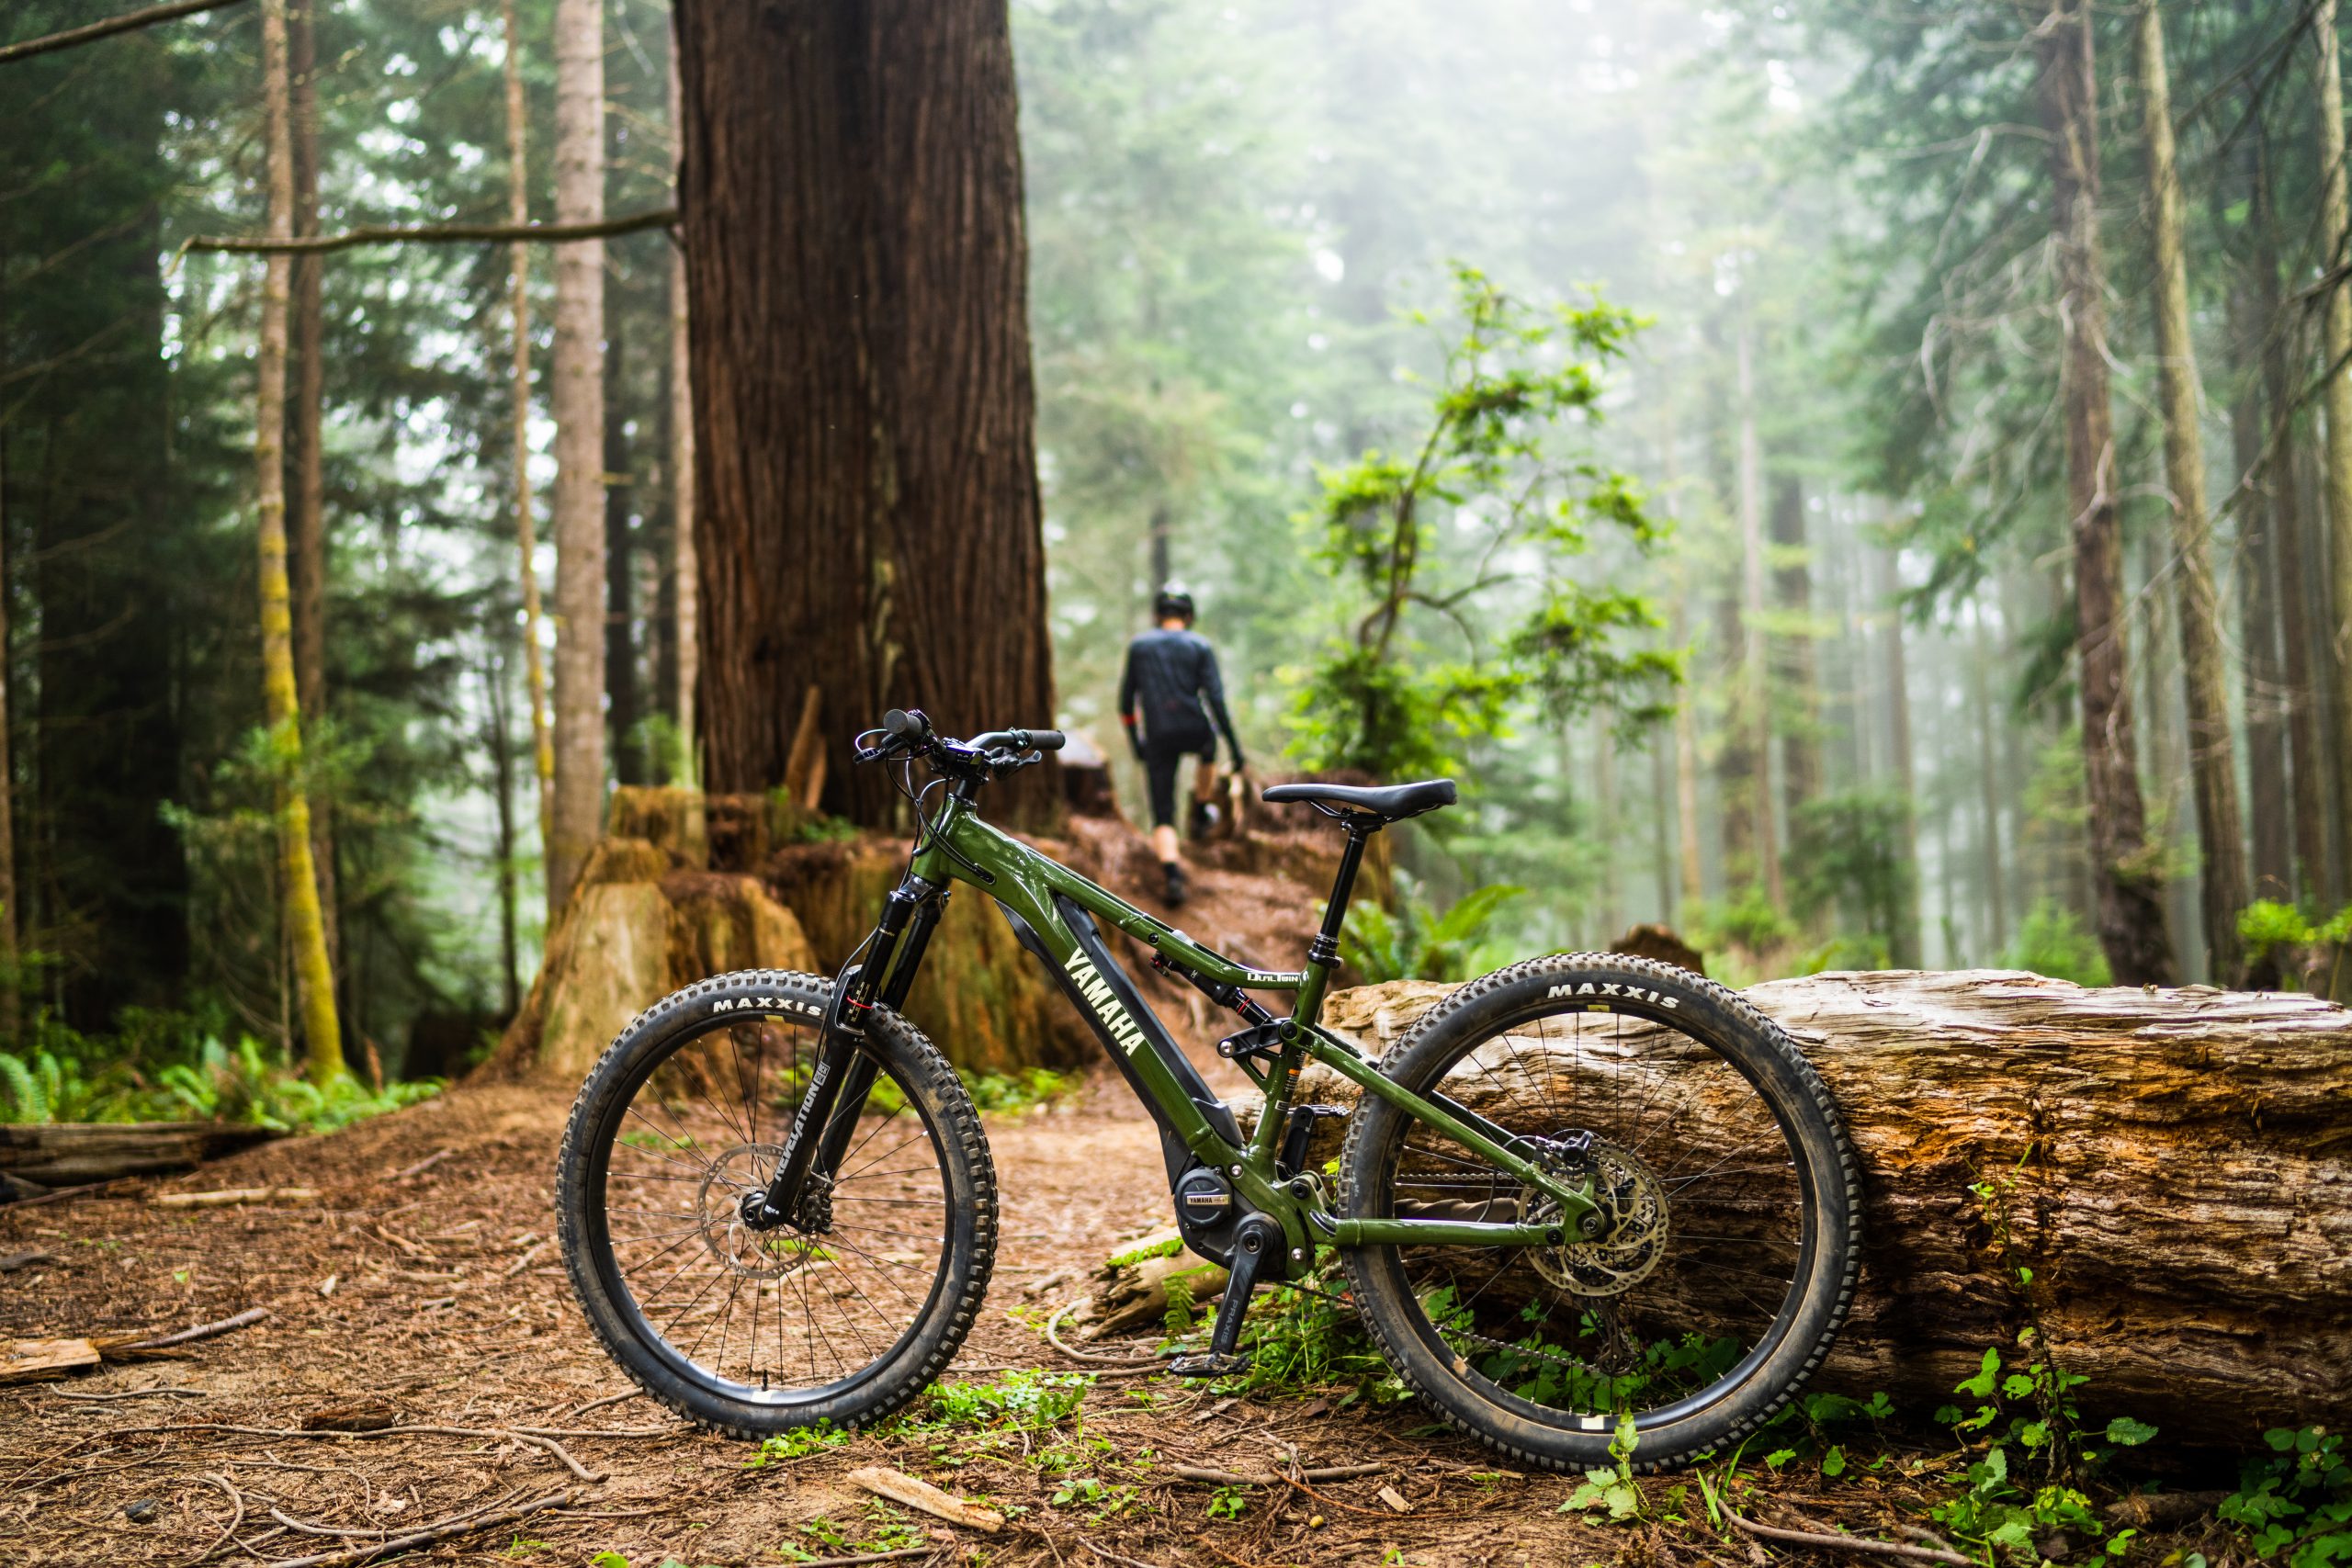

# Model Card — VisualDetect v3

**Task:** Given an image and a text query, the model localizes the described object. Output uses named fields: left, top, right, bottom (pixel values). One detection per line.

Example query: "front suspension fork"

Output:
left=758, top=878, right=943, bottom=1227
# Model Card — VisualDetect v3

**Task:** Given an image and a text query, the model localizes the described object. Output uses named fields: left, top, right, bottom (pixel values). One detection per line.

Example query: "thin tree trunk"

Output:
left=255, top=0, right=342, bottom=1084
left=487, top=659, right=519, bottom=1019
left=2038, top=0, right=2175, bottom=985
left=502, top=0, right=554, bottom=870
left=1967, top=599, right=2008, bottom=954
left=668, top=41, right=696, bottom=787
left=1735, top=310, right=1781, bottom=907
left=2256, top=130, right=2331, bottom=905
left=548, top=0, right=606, bottom=910
left=286, top=0, right=339, bottom=1004
left=677, top=0, right=1057, bottom=828
left=2138, top=0, right=2247, bottom=983
left=2318, top=0, right=2352, bottom=909
left=1594, top=710, right=1620, bottom=939
left=1650, top=736, right=1675, bottom=923
left=0, top=438, right=17, bottom=1041
left=1770, top=472, right=1820, bottom=829
left=604, top=311, right=640, bottom=786
left=2232, top=277, right=2294, bottom=904
left=1872, top=535, right=1923, bottom=969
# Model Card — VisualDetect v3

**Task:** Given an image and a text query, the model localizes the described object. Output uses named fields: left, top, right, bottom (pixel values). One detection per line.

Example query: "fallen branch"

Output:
left=0, top=0, right=247, bottom=65
left=49, top=1384, right=208, bottom=1402
left=1043, top=1300, right=1162, bottom=1371
left=177, top=208, right=676, bottom=262
left=126, top=1308, right=272, bottom=1349
left=383, top=1149, right=451, bottom=1183
left=778, top=1550, right=941, bottom=1568
left=845, top=1465, right=1005, bottom=1533
left=1725, top=1509, right=1973, bottom=1567
left=1168, top=1462, right=1386, bottom=1486
left=268, top=1508, right=386, bottom=1539
left=503, top=1239, right=550, bottom=1278
left=257, top=1489, right=573, bottom=1568
left=154, top=1188, right=319, bottom=1209
left=182, top=1471, right=244, bottom=1567
left=509, top=1430, right=603, bottom=1483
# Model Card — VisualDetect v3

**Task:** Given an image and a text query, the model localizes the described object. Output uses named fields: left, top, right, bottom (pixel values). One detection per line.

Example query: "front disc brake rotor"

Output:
left=695, top=1142, right=823, bottom=1280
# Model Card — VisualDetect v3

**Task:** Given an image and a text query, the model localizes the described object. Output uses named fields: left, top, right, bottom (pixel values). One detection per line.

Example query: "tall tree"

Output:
left=285, top=0, right=339, bottom=997
left=668, top=42, right=696, bottom=785
left=675, top=0, right=1056, bottom=827
left=1872, top=536, right=1923, bottom=968
left=255, top=0, right=344, bottom=1084
left=1967, top=599, right=2008, bottom=953
left=0, top=444, right=16, bottom=1040
left=2253, top=129, right=2331, bottom=903
left=2038, top=0, right=2174, bottom=984
left=502, top=0, right=553, bottom=861
left=2317, top=0, right=2352, bottom=911
left=2135, top=0, right=2246, bottom=983
left=548, top=0, right=606, bottom=908
left=1735, top=308, right=1782, bottom=905
left=1770, top=470, right=1822, bottom=825
left=2231, top=265, right=2294, bottom=903
left=604, top=314, right=641, bottom=784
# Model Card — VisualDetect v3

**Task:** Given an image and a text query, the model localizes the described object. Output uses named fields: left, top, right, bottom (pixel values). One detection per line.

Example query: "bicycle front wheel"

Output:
left=1339, top=953, right=1859, bottom=1472
left=556, top=969, right=997, bottom=1436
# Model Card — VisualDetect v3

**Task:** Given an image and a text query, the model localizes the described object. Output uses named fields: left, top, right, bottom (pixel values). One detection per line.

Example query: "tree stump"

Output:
left=1295, top=970, right=2352, bottom=1443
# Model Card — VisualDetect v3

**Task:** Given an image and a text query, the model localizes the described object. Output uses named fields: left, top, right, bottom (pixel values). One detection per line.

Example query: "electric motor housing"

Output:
left=1171, top=1163, right=1239, bottom=1266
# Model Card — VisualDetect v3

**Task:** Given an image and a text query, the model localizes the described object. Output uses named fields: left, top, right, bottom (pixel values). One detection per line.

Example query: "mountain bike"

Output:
left=555, top=709, right=1860, bottom=1472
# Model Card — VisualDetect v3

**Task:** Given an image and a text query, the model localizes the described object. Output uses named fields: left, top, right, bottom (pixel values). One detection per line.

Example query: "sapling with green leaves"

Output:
left=1288, top=264, right=1679, bottom=781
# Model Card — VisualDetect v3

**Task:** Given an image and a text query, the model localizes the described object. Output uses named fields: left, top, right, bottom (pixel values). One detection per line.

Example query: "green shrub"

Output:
left=1340, top=870, right=1524, bottom=984
left=2001, top=899, right=2112, bottom=987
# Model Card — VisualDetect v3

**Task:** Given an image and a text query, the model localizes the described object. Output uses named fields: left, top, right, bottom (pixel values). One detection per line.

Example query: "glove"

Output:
left=1230, top=751, right=1247, bottom=776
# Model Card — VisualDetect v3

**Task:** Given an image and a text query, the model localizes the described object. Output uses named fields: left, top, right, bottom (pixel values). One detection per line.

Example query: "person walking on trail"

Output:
left=1119, top=589, right=1245, bottom=908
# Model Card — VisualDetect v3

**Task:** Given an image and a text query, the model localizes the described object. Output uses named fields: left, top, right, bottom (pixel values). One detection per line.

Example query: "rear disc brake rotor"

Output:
left=1526, top=1138, right=1669, bottom=1298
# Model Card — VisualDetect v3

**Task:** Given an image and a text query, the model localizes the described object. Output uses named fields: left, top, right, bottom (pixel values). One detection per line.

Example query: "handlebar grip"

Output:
left=1023, top=729, right=1067, bottom=752
left=882, top=707, right=933, bottom=743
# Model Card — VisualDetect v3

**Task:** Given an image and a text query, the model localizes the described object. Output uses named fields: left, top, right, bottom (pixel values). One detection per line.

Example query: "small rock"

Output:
left=2036, top=1531, right=2074, bottom=1562
left=123, top=1499, right=157, bottom=1522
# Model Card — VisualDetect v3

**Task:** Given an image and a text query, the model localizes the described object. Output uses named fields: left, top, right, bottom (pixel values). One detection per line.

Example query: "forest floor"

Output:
left=0, top=849, right=2229, bottom=1568
left=0, top=1073, right=1984, bottom=1568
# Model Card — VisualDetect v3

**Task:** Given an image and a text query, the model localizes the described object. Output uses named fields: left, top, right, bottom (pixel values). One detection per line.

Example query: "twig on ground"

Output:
left=508, top=1430, right=602, bottom=1483
left=1725, top=1509, right=1973, bottom=1566
left=503, top=1239, right=549, bottom=1278
left=383, top=1150, right=450, bottom=1183
left=0, top=1176, right=143, bottom=1209
left=775, top=1550, right=940, bottom=1567
left=182, top=1471, right=243, bottom=1566
left=268, top=1508, right=388, bottom=1538
left=153, top=1188, right=320, bottom=1209
left=1169, top=1462, right=1385, bottom=1486
left=845, top=1465, right=1005, bottom=1533
left=1042, top=1301, right=1163, bottom=1371
left=49, top=1385, right=208, bottom=1402
left=126, top=1308, right=271, bottom=1350
left=255, top=1488, right=571, bottom=1568
left=1081, top=1536, right=1166, bottom=1568
left=559, top=1389, right=642, bottom=1420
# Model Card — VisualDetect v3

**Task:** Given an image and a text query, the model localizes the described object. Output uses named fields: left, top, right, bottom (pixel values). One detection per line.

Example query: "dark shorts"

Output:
left=1143, top=736, right=1214, bottom=829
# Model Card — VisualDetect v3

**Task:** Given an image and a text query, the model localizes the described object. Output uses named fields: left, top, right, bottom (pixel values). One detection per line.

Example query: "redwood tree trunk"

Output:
left=675, top=0, right=1057, bottom=829
left=2037, top=0, right=2175, bottom=985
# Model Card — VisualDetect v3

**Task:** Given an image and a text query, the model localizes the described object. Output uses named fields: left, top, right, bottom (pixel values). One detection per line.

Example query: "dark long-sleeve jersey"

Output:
left=1118, top=627, right=1242, bottom=759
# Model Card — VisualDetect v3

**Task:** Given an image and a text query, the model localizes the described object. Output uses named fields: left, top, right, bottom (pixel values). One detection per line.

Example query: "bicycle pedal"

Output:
left=1165, top=1350, right=1252, bottom=1378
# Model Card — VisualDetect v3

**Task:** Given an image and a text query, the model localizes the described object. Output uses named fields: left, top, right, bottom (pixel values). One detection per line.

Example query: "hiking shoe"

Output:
left=1190, top=799, right=1221, bottom=837
left=1162, top=863, right=1190, bottom=908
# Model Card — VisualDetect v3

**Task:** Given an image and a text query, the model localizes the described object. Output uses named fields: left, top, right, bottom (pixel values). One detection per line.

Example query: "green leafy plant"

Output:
left=1286, top=264, right=1678, bottom=781
left=1560, top=1412, right=1644, bottom=1521
left=920, top=1371, right=1093, bottom=1433
left=2001, top=900, right=2112, bottom=987
left=744, top=1421, right=852, bottom=1466
left=1206, top=1484, right=1250, bottom=1520
left=2218, top=1427, right=2352, bottom=1565
left=1340, top=870, right=1525, bottom=984
left=1198, top=1248, right=1406, bottom=1404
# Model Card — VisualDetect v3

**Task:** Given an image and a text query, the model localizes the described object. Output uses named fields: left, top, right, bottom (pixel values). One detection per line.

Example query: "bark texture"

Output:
left=2037, top=0, right=2175, bottom=986
left=675, top=0, right=1057, bottom=829
left=2322, top=0, right=2352, bottom=912
left=2137, top=1, right=2247, bottom=985
left=254, top=0, right=342, bottom=1085
left=547, top=0, right=606, bottom=911
left=1316, top=971, right=2352, bottom=1442
left=667, top=43, right=697, bottom=785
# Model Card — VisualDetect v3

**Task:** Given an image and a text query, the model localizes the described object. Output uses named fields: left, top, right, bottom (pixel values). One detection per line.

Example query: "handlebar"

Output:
left=855, top=708, right=1063, bottom=778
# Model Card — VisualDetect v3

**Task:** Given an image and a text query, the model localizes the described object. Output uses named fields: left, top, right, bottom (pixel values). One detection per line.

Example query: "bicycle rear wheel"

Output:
left=556, top=969, right=996, bottom=1436
left=1340, top=953, right=1859, bottom=1472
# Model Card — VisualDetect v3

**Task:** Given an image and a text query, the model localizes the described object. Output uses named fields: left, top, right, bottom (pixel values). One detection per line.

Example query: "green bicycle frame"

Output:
left=812, top=791, right=1600, bottom=1258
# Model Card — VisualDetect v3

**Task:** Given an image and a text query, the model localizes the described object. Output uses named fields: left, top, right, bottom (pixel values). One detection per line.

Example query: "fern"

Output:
left=1163, top=1271, right=1197, bottom=1337
left=0, top=1050, right=43, bottom=1122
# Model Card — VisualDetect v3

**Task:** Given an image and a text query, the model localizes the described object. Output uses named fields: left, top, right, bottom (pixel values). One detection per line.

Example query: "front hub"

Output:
left=696, top=1143, right=829, bottom=1280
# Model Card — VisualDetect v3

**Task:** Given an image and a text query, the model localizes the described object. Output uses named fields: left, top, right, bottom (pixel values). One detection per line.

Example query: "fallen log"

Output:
left=0, top=1122, right=277, bottom=1192
left=1302, top=970, right=2352, bottom=1444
